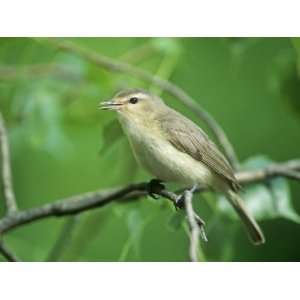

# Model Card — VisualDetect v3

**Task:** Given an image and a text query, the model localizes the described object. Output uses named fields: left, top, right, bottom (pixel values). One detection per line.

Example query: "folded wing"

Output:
left=159, top=110, right=239, bottom=191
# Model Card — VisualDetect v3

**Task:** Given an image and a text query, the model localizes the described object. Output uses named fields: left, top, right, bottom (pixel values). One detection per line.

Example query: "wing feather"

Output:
left=159, top=109, right=239, bottom=190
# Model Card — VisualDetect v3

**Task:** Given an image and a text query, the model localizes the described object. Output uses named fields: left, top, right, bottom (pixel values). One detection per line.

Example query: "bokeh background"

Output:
left=0, top=37, right=300, bottom=261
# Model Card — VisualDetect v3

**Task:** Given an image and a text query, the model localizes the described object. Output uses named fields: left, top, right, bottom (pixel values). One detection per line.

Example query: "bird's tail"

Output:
left=226, top=189, right=265, bottom=245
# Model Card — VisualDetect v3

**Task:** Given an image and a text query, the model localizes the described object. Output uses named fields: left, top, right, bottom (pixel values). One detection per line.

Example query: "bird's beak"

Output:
left=98, top=100, right=123, bottom=110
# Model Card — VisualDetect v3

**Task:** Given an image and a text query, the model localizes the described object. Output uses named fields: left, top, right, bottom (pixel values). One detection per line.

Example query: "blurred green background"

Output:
left=0, top=37, right=300, bottom=261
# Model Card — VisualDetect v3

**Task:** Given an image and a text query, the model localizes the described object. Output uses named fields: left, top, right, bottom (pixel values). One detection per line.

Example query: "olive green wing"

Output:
left=159, top=110, right=239, bottom=190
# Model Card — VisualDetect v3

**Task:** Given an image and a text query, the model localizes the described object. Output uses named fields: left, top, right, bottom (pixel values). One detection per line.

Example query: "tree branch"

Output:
left=235, top=159, right=300, bottom=183
left=0, top=159, right=299, bottom=235
left=0, top=239, right=20, bottom=262
left=0, top=111, right=18, bottom=215
left=42, top=38, right=239, bottom=168
left=0, top=183, right=148, bottom=234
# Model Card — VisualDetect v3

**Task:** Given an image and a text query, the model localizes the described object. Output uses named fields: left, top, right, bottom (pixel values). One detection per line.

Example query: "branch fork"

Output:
left=148, top=180, right=207, bottom=262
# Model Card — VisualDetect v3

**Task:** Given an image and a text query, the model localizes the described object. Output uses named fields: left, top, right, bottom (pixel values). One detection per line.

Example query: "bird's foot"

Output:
left=147, top=179, right=165, bottom=199
left=174, top=194, right=185, bottom=209
left=175, top=184, right=198, bottom=209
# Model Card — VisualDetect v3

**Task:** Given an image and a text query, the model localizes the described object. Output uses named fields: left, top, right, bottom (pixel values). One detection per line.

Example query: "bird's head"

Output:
left=99, top=89, right=165, bottom=120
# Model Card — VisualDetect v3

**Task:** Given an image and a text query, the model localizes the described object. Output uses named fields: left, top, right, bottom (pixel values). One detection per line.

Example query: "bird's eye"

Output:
left=129, top=97, right=138, bottom=104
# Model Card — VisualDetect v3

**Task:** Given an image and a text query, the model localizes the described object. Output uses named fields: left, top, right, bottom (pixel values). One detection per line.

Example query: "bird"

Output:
left=99, top=88, right=265, bottom=245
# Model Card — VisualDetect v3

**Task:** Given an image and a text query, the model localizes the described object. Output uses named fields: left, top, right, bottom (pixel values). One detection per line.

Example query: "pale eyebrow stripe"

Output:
left=134, top=93, right=147, bottom=99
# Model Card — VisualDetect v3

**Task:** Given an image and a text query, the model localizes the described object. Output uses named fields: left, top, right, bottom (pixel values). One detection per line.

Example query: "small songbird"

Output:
left=100, top=88, right=265, bottom=244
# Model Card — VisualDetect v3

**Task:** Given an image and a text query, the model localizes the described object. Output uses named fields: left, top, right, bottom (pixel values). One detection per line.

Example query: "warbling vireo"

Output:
left=100, top=89, right=265, bottom=245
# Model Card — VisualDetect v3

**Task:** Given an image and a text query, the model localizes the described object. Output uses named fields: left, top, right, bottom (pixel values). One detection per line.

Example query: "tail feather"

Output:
left=226, top=189, right=265, bottom=245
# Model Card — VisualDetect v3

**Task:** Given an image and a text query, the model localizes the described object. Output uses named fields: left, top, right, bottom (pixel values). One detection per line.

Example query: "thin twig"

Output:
left=0, top=111, right=18, bottom=214
left=274, top=169, right=300, bottom=181
left=119, top=42, right=157, bottom=64
left=0, top=159, right=299, bottom=235
left=193, top=213, right=208, bottom=242
left=184, top=187, right=201, bottom=262
left=0, top=64, right=81, bottom=81
left=0, top=239, right=20, bottom=262
left=235, top=160, right=300, bottom=183
left=42, top=38, right=239, bottom=168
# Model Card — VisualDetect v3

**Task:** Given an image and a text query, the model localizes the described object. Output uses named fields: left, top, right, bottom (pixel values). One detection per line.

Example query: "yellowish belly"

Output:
left=124, top=125, right=214, bottom=187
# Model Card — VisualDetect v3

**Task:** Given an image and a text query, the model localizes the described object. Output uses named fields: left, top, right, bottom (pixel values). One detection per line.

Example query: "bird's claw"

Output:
left=174, top=194, right=185, bottom=209
left=174, top=185, right=198, bottom=209
left=147, top=179, right=165, bottom=199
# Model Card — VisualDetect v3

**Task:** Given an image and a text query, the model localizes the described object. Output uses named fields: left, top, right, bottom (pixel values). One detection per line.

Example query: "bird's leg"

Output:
left=147, top=179, right=166, bottom=199
left=175, top=184, right=198, bottom=209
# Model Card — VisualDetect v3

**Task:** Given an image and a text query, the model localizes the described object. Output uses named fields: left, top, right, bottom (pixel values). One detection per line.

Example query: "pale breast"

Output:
left=118, top=115, right=214, bottom=187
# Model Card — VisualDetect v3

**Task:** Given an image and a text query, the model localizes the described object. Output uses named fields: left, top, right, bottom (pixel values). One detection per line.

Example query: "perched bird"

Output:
left=100, top=88, right=265, bottom=245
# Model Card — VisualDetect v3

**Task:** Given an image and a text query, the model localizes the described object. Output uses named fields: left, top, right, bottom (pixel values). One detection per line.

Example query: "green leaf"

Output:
left=61, top=211, right=110, bottom=261
left=279, top=59, right=300, bottom=118
left=269, top=178, right=300, bottom=223
left=151, top=38, right=181, bottom=56
left=291, top=38, right=300, bottom=76
left=99, top=119, right=123, bottom=155
left=127, top=209, right=143, bottom=246
left=217, top=156, right=300, bottom=223
left=167, top=210, right=186, bottom=232
left=10, top=86, right=72, bottom=160
left=118, top=209, right=145, bottom=261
